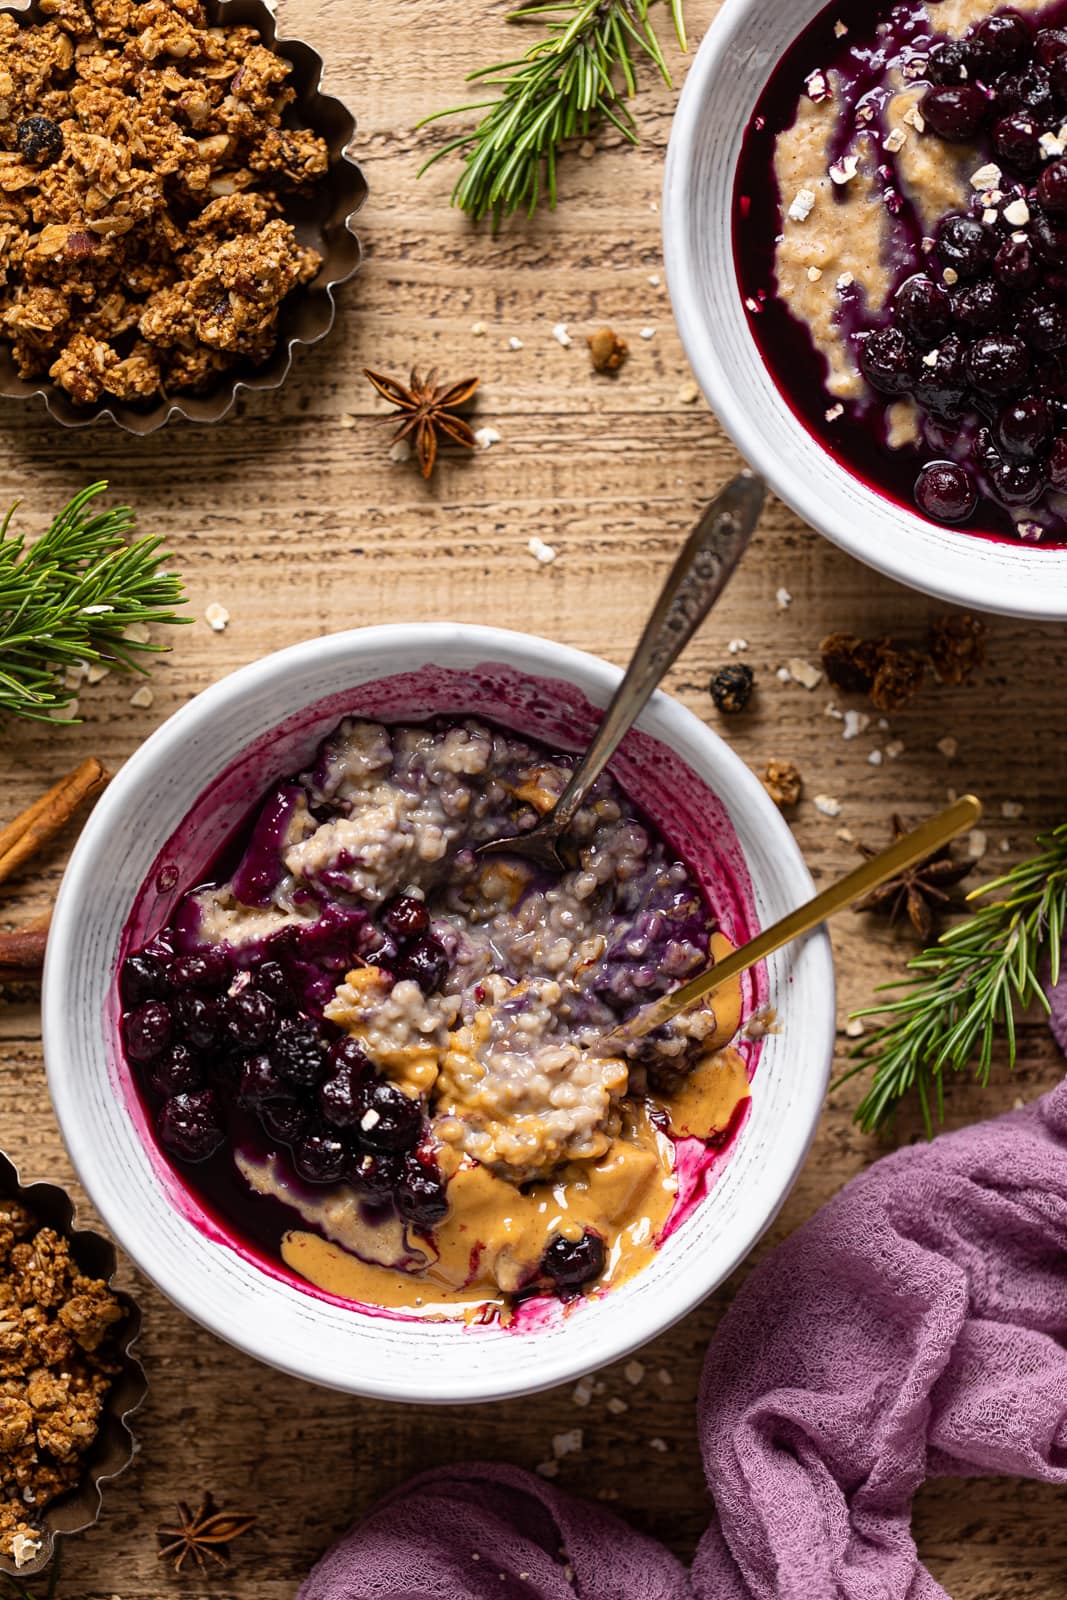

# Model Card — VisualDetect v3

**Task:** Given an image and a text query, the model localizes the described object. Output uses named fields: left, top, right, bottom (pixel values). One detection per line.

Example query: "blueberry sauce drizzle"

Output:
left=734, top=0, right=1067, bottom=545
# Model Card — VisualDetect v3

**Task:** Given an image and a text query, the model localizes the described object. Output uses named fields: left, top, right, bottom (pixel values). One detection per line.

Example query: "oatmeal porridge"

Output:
left=118, top=716, right=755, bottom=1323
left=735, top=0, right=1067, bottom=544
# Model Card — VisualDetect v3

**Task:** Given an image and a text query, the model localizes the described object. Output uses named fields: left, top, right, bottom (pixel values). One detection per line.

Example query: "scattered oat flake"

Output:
left=125, top=620, right=151, bottom=644
left=129, top=685, right=154, bottom=709
left=969, top=828, right=987, bottom=859
left=639, top=326, right=656, bottom=340
left=527, top=536, right=557, bottom=565
left=648, top=273, right=661, bottom=287
left=579, top=140, right=595, bottom=158
left=805, top=69, right=829, bottom=100
left=836, top=825, right=854, bottom=843
left=788, top=657, right=823, bottom=690
left=776, top=586, right=792, bottom=609
left=553, top=1429, right=583, bottom=1459
left=536, top=1461, right=559, bottom=1478
left=1017, top=519, right=1043, bottom=541
left=658, top=1367, right=673, bottom=1385
left=607, top=1397, right=629, bottom=1414
left=814, top=793, right=842, bottom=817
left=205, top=602, right=229, bottom=632
left=807, top=265, right=823, bottom=282
left=1001, top=800, right=1024, bottom=819
left=868, top=749, right=883, bottom=766
left=788, top=188, right=816, bottom=221
left=11, top=1535, right=41, bottom=1569
left=1003, top=197, right=1030, bottom=225
left=1040, top=130, right=1064, bottom=157
left=825, top=403, right=844, bottom=421
left=937, top=735, right=958, bottom=759
left=886, top=739, right=905, bottom=759
left=471, top=321, right=488, bottom=336
left=776, top=666, right=792, bottom=684
left=970, top=161, right=1002, bottom=189
left=727, top=638, right=749, bottom=654
left=983, top=207, right=999, bottom=225
left=624, top=1360, right=645, bottom=1385
left=678, top=379, right=701, bottom=404
left=552, top=322, right=572, bottom=348
left=829, top=155, right=859, bottom=185
left=389, top=437, right=412, bottom=463
left=474, top=426, right=501, bottom=450
left=942, top=266, right=959, bottom=285
left=834, top=18, right=848, bottom=34
left=338, top=412, right=356, bottom=429
left=572, top=1377, right=594, bottom=1407
left=843, top=709, right=870, bottom=740
left=650, top=1438, right=670, bottom=1453
left=845, top=1017, right=865, bottom=1038
left=508, top=336, right=524, bottom=350
left=744, top=296, right=762, bottom=314
left=825, top=701, right=844, bottom=720
left=883, top=127, right=906, bottom=152
left=903, top=104, right=925, bottom=131
left=836, top=271, right=854, bottom=289
left=1000, top=837, right=1012, bottom=853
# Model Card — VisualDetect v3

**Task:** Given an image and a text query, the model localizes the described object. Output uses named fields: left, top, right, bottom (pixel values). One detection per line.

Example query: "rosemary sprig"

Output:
left=839, top=823, right=1067, bottom=1135
left=0, top=482, right=187, bottom=724
left=418, top=0, right=688, bottom=224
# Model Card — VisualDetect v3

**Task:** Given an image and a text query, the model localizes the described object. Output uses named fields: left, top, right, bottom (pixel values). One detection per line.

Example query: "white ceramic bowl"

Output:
left=44, top=624, right=834, bottom=1402
left=663, top=0, right=1067, bottom=620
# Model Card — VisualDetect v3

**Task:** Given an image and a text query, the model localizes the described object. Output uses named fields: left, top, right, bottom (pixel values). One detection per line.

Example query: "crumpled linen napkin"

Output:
left=300, top=1078, right=1067, bottom=1600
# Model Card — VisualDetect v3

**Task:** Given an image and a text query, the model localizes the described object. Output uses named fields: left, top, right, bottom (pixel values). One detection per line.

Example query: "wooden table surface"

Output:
left=1, top=0, right=1066, bottom=1593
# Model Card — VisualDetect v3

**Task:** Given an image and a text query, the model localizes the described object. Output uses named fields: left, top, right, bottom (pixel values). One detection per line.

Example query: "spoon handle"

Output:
left=547, top=471, right=766, bottom=837
left=607, top=793, right=984, bottom=1047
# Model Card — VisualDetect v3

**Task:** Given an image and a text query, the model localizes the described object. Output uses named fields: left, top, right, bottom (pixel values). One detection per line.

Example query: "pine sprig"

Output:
left=0, top=482, right=187, bottom=724
left=418, top=0, right=688, bottom=224
left=838, top=823, right=1067, bottom=1135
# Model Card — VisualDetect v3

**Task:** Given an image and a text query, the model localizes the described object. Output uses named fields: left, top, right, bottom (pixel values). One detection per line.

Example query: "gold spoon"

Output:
left=604, top=793, right=983, bottom=1049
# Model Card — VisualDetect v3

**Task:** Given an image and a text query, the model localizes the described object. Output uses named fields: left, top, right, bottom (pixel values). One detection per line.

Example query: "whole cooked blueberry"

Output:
left=395, top=1156, right=449, bottom=1229
left=992, top=112, right=1043, bottom=171
left=123, top=999, right=173, bottom=1063
left=318, top=1053, right=370, bottom=1127
left=383, top=894, right=430, bottom=941
left=914, top=461, right=977, bottom=523
left=992, top=458, right=1045, bottom=503
left=271, top=1018, right=328, bottom=1086
left=542, top=1230, right=606, bottom=1292
left=1052, top=52, right=1067, bottom=103
left=173, top=992, right=222, bottom=1051
left=399, top=935, right=450, bottom=996
left=895, top=274, right=952, bottom=342
left=260, top=1096, right=311, bottom=1143
left=238, top=1053, right=286, bottom=1107
left=255, top=958, right=294, bottom=1008
left=355, top=923, right=401, bottom=971
left=1048, top=432, right=1067, bottom=487
left=225, top=987, right=277, bottom=1050
left=914, top=333, right=967, bottom=417
left=331, top=1035, right=373, bottom=1074
left=170, top=949, right=228, bottom=992
left=996, top=63, right=1054, bottom=117
left=927, top=38, right=972, bottom=85
left=120, top=951, right=170, bottom=1006
left=964, top=332, right=1030, bottom=394
left=858, top=326, right=915, bottom=394
left=16, top=116, right=63, bottom=165
left=1038, top=158, right=1067, bottom=213
left=708, top=662, right=754, bottom=712
left=347, top=1149, right=402, bottom=1202
left=922, top=84, right=988, bottom=139
left=936, top=213, right=995, bottom=278
left=148, top=1043, right=203, bottom=1098
left=970, top=11, right=1031, bottom=72
left=355, top=1078, right=423, bottom=1152
left=157, top=1089, right=224, bottom=1163
left=1020, top=297, right=1067, bottom=351
left=996, top=395, right=1051, bottom=457
left=1037, top=26, right=1067, bottom=65
left=294, top=1129, right=348, bottom=1184
left=1028, top=206, right=1067, bottom=263
left=993, top=236, right=1038, bottom=288
left=951, top=279, right=1003, bottom=329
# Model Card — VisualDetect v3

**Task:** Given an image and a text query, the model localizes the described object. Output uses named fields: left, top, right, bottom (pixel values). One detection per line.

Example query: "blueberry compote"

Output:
left=119, top=715, right=753, bottom=1322
left=734, top=0, right=1067, bottom=544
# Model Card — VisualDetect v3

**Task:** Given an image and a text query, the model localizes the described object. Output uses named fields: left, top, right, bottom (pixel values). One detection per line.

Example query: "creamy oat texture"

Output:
left=771, top=0, right=1046, bottom=409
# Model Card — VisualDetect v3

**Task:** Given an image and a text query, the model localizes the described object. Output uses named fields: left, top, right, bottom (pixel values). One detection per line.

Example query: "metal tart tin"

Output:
left=0, top=1150, right=147, bottom=1580
left=0, top=0, right=366, bottom=432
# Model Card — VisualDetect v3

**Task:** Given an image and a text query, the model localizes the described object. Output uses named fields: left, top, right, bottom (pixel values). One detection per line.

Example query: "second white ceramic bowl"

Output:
left=663, top=0, right=1067, bottom=620
left=44, top=624, right=834, bottom=1402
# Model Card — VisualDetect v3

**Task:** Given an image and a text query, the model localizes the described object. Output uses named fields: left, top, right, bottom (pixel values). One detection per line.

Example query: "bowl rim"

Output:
left=44, top=622, right=836, bottom=1401
left=662, top=0, right=1067, bottom=621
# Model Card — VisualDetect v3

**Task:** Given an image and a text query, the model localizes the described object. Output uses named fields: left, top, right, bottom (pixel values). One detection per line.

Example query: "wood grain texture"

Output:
left=1, top=0, right=1066, bottom=1592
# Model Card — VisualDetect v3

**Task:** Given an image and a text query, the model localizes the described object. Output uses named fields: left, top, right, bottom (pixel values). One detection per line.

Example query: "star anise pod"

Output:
left=854, top=813, right=975, bottom=941
left=157, top=1492, right=257, bottom=1573
left=363, top=367, right=479, bottom=479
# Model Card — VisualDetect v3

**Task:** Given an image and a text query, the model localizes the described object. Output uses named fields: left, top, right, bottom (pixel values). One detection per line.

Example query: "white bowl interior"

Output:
left=45, top=624, right=834, bottom=1402
left=663, top=0, right=1067, bottom=619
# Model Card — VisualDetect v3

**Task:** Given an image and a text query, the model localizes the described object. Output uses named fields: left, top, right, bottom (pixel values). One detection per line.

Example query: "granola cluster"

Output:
left=0, top=1200, right=125, bottom=1563
left=0, top=0, right=328, bottom=406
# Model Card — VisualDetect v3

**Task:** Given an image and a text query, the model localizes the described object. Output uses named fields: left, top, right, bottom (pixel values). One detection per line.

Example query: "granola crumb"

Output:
left=606, top=1396, right=629, bottom=1414
left=572, top=1377, right=594, bottom=1408
left=649, top=1438, right=669, bottom=1453
left=389, top=438, right=412, bottom=463
left=1001, top=800, right=1024, bottom=820
left=624, top=1360, right=645, bottom=1386
left=657, top=1367, right=673, bottom=1385
left=204, top=602, right=229, bottom=633
left=936, top=735, right=958, bottom=759
left=587, top=326, right=628, bottom=373
left=473, top=426, right=501, bottom=450
left=836, top=826, right=854, bottom=843
left=527, top=536, right=557, bottom=565
left=787, top=657, right=823, bottom=690
left=507, top=336, right=524, bottom=351
left=129, top=685, right=154, bottom=709
left=885, top=739, right=905, bottom=759
left=844, top=1018, right=865, bottom=1038
left=727, top=638, right=749, bottom=654
left=814, top=793, right=842, bottom=817
left=928, top=613, right=987, bottom=685
left=775, top=586, right=792, bottom=609
left=842, top=709, right=869, bottom=740
left=471, top=322, right=488, bottom=336
left=761, top=758, right=802, bottom=808
left=868, top=749, right=883, bottom=766
left=678, top=379, right=701, bottom=404
left=969, top=828, right=987, bottom=859
left=551, top=323, right=572, bottom=348
left=552, top=1428, right=583, bottom=1459
left=578, top=140, right=595, bottom=159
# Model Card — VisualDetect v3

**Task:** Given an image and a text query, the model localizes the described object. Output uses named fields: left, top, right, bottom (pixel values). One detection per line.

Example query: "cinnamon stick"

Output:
left=0, top=926, right=48, bottom=975
left=0, top=758, right=109, bottom=888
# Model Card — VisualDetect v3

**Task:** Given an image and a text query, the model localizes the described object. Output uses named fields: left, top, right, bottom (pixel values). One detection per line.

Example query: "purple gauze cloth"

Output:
left=300, top=1080, right=1067, bottom=1600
